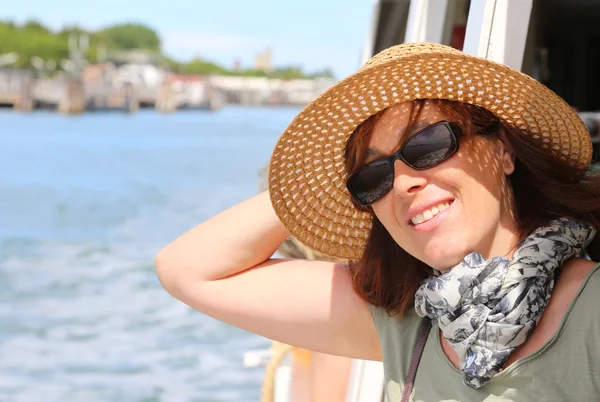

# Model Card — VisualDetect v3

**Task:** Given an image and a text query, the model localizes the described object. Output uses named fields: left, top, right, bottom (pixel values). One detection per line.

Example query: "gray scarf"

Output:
left=414, top=217, right=596, bottom=389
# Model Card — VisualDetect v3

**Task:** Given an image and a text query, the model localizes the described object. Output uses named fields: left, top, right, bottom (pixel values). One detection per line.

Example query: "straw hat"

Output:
left=268, top=42, right=593, bottom=260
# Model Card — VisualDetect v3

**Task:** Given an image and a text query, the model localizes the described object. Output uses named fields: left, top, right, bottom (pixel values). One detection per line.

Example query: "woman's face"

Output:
left=367, top=101, right=519, bottom=271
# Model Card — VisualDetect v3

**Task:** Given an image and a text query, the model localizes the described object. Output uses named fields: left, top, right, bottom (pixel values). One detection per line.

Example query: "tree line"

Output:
left=0, top=20, right=335, bottom=80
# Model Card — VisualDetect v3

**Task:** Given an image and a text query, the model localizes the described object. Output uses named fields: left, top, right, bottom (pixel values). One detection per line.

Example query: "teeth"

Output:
left=411, top=202, right=451, bottom=225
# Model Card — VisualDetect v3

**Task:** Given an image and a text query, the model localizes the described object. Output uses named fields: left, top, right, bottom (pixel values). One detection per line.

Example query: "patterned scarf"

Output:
left=414, top=217, right=596, bottom=389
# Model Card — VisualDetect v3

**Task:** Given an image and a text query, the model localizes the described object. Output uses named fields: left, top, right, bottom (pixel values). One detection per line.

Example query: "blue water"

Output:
left=0, top=106, right=301, bottom=402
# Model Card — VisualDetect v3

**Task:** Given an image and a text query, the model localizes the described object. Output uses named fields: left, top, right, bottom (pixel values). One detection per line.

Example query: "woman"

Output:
left=155, top=43, right=600, bottom=401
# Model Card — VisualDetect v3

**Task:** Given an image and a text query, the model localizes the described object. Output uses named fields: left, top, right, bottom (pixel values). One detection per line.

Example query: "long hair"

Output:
left=344, top=99, right=600, bottom=316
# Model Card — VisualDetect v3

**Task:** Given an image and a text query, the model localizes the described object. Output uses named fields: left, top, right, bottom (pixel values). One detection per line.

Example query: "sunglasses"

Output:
left=346, top=121, right=461, bottom=207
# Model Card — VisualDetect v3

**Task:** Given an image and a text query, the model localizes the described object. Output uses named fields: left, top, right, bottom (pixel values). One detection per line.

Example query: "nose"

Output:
left=391, top=159, right=428, bottom=198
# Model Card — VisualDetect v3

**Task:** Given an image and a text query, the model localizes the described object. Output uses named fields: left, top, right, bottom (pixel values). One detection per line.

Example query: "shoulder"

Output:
left=559, top=257, right=599, bottom=287
left=369, top=304, right=431, bottom=370
left=369, top=304, right=423, bottom=326
left=369, top=304, right=428, bottom=345
left=552, top=258, right=598, bottom=304
left=558, top=258, right=600, bottom=322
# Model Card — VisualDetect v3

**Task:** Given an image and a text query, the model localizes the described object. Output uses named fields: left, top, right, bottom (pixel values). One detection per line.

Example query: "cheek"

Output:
left=455, top=174, right=510, bottom=258
left=371, top=196, right=410, bottom=239
left=463, top=184, right=503, bottom=226
left=371, top=195, right=397, bottom=227
left=371, top=196, right=420, bottom=252
left=455, top=138, right=508, bottom=203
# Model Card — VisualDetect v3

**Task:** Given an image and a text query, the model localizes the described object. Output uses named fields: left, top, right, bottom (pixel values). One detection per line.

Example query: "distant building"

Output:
left=254, top=48, right=273, bottom=73
left=208, top=75, right=336, bottom=106
left=82, top=51, right=170, bottom=108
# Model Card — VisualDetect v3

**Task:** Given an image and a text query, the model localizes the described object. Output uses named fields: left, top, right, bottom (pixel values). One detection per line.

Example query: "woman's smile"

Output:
left=408, top=199, right=454, bottom=232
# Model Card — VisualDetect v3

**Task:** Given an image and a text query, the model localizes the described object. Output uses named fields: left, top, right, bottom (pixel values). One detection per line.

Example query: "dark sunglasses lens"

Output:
left=349, top=160, right=393, bottom=205
left=402, top=124, right=457, bottom=169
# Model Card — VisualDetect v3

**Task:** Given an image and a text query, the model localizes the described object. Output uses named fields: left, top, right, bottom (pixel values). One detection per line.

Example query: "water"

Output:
left=0, top=106, right=302, bottom=402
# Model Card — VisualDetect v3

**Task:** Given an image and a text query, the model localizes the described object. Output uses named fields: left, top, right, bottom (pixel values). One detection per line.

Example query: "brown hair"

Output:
left=344, top=99, right=600, bottom=316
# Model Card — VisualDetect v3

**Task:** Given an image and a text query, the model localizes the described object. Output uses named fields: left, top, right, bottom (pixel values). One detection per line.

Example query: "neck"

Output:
left=481, top=217, right=521, bottom=260
left=483, top=182, right=520, bottom=259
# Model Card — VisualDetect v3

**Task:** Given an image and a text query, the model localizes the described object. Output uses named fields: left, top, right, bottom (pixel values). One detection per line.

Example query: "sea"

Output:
left=0, top=106, right=302, bottom=402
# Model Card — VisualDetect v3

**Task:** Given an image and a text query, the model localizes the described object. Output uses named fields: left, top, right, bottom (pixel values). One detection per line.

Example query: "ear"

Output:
left=497, top=128, right=515, bottom=175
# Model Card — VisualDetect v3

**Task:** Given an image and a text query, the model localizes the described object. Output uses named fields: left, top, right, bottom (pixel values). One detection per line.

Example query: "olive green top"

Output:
left=369, top=263, right=600, bottom=402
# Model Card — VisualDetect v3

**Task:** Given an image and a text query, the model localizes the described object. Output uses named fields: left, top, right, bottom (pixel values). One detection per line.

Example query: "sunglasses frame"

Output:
left=346, top=120, right=461, bottom=207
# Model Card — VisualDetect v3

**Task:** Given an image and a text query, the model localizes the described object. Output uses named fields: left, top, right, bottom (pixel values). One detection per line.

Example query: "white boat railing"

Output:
left=404, top=0, right=449, bottom=44
left=463, top=0, right=533, bottom=71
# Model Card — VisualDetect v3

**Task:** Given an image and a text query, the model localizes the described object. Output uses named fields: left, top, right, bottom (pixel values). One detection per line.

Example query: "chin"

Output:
left=422, top=256, right=460, bottom=272
left=418, top=239, right=470, bottom=272
left=427, top=259, right=461, bottom=272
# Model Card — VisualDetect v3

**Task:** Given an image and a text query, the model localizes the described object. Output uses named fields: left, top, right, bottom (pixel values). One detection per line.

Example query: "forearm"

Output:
left=155, top=191, right=290, bottom=287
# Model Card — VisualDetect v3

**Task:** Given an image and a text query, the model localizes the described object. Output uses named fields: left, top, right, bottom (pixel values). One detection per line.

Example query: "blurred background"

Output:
left=1, top=0, right=600, bottom=401
left=0, top=1, right=370, bottom=401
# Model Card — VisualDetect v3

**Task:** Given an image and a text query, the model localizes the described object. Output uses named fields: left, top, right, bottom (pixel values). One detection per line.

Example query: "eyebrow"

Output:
left=366, top=121, right=431, bottom=158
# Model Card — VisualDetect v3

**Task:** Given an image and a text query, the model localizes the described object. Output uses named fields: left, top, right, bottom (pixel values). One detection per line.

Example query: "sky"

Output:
left=2, top=0, right=375, bottom=79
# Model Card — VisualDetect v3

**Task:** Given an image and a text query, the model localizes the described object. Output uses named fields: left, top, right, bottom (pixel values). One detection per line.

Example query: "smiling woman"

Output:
left=156, top=43, right=600, bottom=401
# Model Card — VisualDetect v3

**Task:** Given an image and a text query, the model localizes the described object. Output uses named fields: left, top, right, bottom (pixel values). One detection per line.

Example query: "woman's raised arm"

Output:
left=155, top=191, right=381, bottom=360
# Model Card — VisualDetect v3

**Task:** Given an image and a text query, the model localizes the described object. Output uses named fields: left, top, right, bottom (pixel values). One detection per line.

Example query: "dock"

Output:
left=0, top=69, right=34, bottom=111
left=0, top=62, right=335, bottom=115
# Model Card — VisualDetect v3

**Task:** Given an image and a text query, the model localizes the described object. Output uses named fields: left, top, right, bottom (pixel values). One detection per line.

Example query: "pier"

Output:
left=0, top=64, right=335, bottom=115
left=0, top=69, right=34, bottom=111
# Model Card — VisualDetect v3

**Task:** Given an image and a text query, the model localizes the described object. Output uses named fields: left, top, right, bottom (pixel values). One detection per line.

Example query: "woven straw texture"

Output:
left=268, top=42, right=593, bottom=260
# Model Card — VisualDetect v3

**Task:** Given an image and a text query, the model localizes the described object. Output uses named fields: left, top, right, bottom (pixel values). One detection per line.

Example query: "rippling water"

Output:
left=0, top=106, right=301, bottom=402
